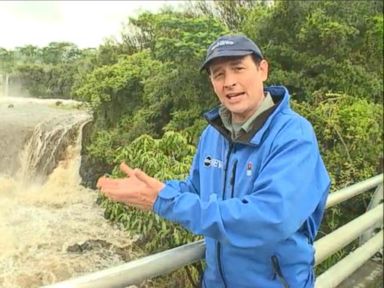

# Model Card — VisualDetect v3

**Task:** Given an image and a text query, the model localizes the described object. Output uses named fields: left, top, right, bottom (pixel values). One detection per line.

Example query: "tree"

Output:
left=14, top=45, right=40, bottom=64
left=241, top=1, right=383, bottom=102
left=0, top=48, right=14, bottom=73
left=188, top=0, right=269, bottom=30
left=76, top=11, right=227, bottom=142
left=40, top=42, right=80, bottom=65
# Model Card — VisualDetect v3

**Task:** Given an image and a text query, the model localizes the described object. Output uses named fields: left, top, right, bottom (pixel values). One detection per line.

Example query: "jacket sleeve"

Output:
left=153, top=121, right=331, bottom=248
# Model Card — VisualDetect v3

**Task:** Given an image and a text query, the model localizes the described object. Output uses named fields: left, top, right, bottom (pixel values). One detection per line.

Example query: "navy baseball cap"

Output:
left=201, top=34, right=264, bottom=71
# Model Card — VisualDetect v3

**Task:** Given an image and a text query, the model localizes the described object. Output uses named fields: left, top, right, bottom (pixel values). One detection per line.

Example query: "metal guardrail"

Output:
left=315, top=232, right=383, bottom=288
left=43, top=240, right=205, bottom=288
left=43, top=174, right=383, bottom=288
left=325, top=174, right=383, bottom=208
left=315, top=203, right=383, bottom=265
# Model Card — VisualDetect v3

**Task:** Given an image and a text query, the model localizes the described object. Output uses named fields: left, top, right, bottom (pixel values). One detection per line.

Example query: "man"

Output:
left=97, top=34, right=331, bottom=288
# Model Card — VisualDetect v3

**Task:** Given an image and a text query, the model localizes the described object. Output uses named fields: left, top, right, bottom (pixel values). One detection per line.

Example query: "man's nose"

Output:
left=223, top=73, right=237, bottom=88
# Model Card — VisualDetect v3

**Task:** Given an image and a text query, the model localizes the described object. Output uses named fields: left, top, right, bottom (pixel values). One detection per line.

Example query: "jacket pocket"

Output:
left=271, top=255, right=290, bottom=288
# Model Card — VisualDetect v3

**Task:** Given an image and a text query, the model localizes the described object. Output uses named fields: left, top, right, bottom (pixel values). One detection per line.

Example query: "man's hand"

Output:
left=96, top=162, right=165, bottom=211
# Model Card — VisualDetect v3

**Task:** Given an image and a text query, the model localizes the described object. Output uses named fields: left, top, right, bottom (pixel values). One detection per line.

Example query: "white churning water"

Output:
left=0, top=97, right=136, bottom=288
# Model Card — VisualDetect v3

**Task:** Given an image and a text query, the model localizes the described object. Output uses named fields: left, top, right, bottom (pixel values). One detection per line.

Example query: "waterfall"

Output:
left=18, top=112, right=92, bottom=185
left=4, top=74, right=9, bottom=97
left=0, top=98, right=134, bottom=288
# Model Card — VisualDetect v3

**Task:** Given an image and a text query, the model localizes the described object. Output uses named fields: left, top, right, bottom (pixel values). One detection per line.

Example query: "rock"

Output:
left=66, top=239, right=132, bottom=261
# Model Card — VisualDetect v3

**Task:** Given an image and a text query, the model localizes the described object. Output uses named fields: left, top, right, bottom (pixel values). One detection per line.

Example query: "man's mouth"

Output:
left=226, top=92, right=245, bottom=99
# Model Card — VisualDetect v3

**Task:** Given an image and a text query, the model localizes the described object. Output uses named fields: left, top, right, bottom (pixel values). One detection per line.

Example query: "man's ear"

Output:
left=259, top=59, right=269, bottom=82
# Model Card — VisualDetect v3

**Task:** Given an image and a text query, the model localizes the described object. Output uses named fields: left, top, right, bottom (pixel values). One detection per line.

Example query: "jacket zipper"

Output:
left=230, top=160, right=238, bottom=198
left=271, top=255, right=289, bottom=288
left=217, top=143, right=233, bottom=288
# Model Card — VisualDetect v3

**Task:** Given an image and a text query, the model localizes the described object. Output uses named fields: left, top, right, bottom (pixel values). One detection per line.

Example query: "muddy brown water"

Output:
left=0, top=97, right=137, bottom=288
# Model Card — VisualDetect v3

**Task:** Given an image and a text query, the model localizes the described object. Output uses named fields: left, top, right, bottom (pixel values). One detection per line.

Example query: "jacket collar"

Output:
left=204, top=85, right=290, bottom=146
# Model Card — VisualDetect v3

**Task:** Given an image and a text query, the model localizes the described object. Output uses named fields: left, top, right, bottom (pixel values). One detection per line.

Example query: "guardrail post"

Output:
left=359, top=183, right=383, bottom=246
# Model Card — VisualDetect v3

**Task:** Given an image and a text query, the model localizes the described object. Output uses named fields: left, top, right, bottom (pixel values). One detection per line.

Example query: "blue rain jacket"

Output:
left=153, top=86, right=331, bottom=288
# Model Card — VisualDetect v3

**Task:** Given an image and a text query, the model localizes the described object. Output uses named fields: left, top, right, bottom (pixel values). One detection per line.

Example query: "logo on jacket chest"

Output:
left=246, top=162, right=253, bottom=176
left=204, top=156, right=223, bottom=169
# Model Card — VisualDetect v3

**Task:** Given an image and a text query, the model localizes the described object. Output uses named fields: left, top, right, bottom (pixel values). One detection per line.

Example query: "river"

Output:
left=0, top=97, right=135, bottom=288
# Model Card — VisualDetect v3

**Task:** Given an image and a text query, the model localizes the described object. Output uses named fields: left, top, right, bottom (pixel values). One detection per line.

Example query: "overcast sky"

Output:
left=0, top=1, right=185, bottom=49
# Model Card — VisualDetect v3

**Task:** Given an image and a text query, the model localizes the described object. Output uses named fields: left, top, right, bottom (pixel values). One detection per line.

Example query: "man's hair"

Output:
left=206, top=54, right=263, bottom=75
left=251, top=54, right=263, bottom=67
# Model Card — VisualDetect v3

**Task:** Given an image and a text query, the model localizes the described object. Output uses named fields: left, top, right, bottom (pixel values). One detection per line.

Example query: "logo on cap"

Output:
left=210, top=40, right=234, bottom=52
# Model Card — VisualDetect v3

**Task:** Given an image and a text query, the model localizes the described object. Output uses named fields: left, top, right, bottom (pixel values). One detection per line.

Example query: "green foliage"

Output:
left=86, top=129, right=118, bottom=164
left=11, top=62, right=80, bottom=98
left=293, top=93, right=382, bottom=188
left=240, top=1, right=383, bottom=102
left=13, top=64, right=47, bottom=97
left=39, top=42, right=82, bottom=65
left=1, top=42, right=97, bottom=98
left=100, top=132, right=198, bottom=250
left=75, top=11, right=227, bottom=156
left=98, top=131, right=201, bottom=287
left=118, top=11, right=227, bottom=138
left=0, top=48, right=15, bottom=72
left=74, top=51, right=159, bottom=127
left=189, top=0, right=268, bottom=31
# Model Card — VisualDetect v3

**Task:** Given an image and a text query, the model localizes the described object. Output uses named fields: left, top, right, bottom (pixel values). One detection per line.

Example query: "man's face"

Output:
left=209, top=55, right=268, bottom=123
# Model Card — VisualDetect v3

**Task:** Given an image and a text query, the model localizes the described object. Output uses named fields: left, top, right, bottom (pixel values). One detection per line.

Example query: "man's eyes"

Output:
left=213, top=66, right=245, bottom=78
left=213, top=72, right=224, bottom=79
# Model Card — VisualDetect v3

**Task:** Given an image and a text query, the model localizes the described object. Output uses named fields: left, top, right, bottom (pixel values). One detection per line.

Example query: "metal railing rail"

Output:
left=325, top=174, right=382, bottom=208
left=43, top=174, right=383, bottom=288
left=315, top=232, right=383, bottom=288
left=43, top=240, right=205, bottom=288
left=314, top=203, right=382, bottom=265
